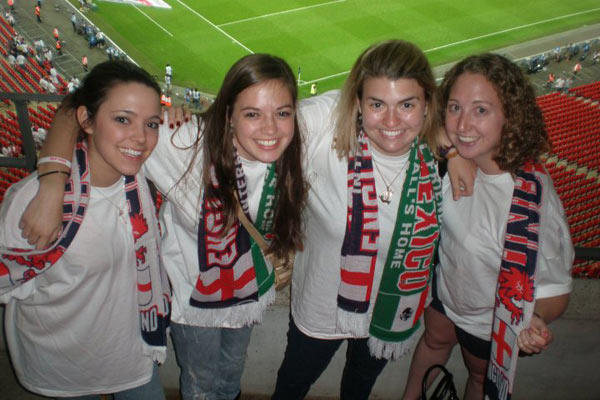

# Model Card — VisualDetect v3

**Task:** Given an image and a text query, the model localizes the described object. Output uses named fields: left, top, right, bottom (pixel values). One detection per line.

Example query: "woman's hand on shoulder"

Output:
left=447, top=155, right=476, bottom=200
left=164, top=105, right=191, bottom=129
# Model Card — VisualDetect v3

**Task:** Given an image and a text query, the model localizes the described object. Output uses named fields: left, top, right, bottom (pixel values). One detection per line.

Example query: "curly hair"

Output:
left=333, top=39, right=440, bottom=159
left=178, top=54, right=307, bottom=259
left=439, top=53, right=550, bottom=174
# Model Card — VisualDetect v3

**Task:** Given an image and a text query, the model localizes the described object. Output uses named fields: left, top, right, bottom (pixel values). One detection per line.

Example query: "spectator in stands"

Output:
left=192, top=87, right=200, bottom=107
left=34, top=39, right=45, bottom=53
left=7, top=53, right=16, bottom=66
left=16, top=53, right=25, bottom=68
left=96, top=30, right=105, bottom=48
left=21, top=54, right=308, bottom=400
left=403, top=53, right=573, bottom=400
left=1, top=60, right=169, bottom=400
left=4, top=11, right=15, bottom=26
left=554, top=76, right=565, bottom=92
left=593, top=50, right=600, bottom=65
left=34, top=5, right=41, bottom=23
left=49, top=66, right=59, bottom=85
left=70, top=12, right=77, bottom=31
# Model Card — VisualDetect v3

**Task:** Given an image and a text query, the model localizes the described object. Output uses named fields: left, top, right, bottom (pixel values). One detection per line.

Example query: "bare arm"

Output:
left=517, top=293, right=570, bottom=354
left=19, top=106, right=79, bottom=249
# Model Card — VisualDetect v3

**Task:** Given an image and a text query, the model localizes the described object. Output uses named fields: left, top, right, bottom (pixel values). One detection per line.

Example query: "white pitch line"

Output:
left=174, top=0, right=253, bottom=54
left=426, top=6, right=600, bottom=52
left=218, top=0, right=346, bottom=27
left=299, top=7, right=600, bottom=86
left=133, top=4, right=173, bottom=37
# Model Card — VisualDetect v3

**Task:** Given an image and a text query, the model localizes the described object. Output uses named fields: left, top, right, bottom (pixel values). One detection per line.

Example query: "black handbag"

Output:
left=420, top=364, right=459, bottom=400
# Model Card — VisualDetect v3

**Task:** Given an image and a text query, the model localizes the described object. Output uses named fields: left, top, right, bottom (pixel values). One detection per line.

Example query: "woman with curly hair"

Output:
left=402, top=53, right=573, bottom=400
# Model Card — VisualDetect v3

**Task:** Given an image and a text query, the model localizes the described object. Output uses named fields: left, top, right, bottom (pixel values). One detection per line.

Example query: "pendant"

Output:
left=379, top=188, right=393, bottom=204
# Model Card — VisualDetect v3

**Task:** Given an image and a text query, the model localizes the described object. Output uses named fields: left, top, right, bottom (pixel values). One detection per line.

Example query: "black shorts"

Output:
left=430, top=270, right=491, bottom=361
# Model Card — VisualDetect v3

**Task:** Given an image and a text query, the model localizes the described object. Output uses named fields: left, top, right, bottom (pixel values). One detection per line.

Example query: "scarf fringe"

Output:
left=183, top=286, right=275, bottom=328
left=143, top=345, right=167, bottom=364
left=367, top=333, right=418, bottom=360
left=336, top=308, right=370, bottom=337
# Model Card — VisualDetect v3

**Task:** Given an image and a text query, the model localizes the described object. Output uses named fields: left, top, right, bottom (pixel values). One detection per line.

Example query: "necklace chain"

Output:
left=94, top=181, right=128, bottom=224
left=373, top=157, right=410, bottom=204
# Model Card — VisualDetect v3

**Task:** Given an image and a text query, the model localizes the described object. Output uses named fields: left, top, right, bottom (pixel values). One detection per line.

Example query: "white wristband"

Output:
left=37, top=156, right=72, bottom=169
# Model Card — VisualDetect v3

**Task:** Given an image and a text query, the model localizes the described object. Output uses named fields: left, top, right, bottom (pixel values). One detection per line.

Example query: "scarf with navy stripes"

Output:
left=0, top=141, right=171, bottom=362
left=336, top=133, right=441, bottom=360
left=484, top=162, right=544, bottom=400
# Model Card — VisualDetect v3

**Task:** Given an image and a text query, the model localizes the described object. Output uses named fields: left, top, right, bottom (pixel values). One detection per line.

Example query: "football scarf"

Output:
left=0, top=141, right=171, bottom=362
left=337, top=132, right=442, bottom=360
left=190, top=150, right=276, bottom=325
left=484, top=162, right=544, bottom=400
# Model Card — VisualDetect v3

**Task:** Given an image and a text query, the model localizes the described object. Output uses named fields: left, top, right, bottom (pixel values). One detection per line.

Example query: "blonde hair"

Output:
left=333, top=39, right=439, bottom=159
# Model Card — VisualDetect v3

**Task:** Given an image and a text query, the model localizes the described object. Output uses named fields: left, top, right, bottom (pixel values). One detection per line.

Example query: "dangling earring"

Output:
left=357, top=111, right=363, bottom=132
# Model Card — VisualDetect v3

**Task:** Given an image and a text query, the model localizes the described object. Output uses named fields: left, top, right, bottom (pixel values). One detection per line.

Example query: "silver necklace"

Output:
left=373, top=158, right=410, bottom=204
left=94, top=183, right=128, bottom=224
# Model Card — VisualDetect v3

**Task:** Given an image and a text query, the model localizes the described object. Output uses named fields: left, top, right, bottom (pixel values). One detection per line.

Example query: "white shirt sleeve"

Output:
left=535, top=177, right=574, bottom=299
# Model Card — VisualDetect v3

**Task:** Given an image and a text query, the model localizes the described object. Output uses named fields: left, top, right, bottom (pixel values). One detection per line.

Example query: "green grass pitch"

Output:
left=81, top=0, right=600, bottom=97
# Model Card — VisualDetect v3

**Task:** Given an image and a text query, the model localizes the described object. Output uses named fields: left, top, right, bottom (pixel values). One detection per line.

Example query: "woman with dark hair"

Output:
left=403, top=53, right=573, bottom=400
left=19, top=53, right=307, bottom=400
left=0, top=60, right=170, bottom=399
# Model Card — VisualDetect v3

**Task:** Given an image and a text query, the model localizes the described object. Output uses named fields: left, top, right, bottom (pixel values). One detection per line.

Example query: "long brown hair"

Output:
left=181, top=54, right=306, bottom=258
left=439, top=53, right=550, bottom=174
left=333, top=39, right=440, bottom=159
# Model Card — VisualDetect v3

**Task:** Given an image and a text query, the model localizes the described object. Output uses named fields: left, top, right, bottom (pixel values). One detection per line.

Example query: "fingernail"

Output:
left=184, top=117, right=189, bottom=123
left=176, top=121, right=181, bottom=127
left=159, top=118, right=164, bottom=125
left=169, top=123, right=174, bottom=129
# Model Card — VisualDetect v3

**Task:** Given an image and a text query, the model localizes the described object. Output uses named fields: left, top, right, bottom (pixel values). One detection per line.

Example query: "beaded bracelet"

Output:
left=37, top=170, right=70, bottom=180
left=37, top=156, right=72, bottom=170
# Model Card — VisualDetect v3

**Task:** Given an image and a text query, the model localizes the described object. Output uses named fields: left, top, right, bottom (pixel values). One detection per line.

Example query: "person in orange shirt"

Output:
left=35, top=5, right=42, bottom=22
left=82, top=55, right=88, bottom=72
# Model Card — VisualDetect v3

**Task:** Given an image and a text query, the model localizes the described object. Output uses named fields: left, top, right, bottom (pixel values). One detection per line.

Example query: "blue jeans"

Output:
left=272, top=317, right=388, bottom=400
left=61, top=363, right=164, bottom=400
left=170, top=322, right=253, bottom=400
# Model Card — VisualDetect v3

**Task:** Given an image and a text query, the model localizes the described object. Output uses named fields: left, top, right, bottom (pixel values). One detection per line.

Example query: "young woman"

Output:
left=272, top=39, right=451, bottom=400
left=402, top=54, right=573, bottom=400
left=18, top=53, right=307, bottom=400
left=0, top=60, right=170, bottom=399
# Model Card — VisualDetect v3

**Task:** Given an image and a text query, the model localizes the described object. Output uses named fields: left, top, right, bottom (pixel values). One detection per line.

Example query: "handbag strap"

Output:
left=235, top=196, right=269, bottom=252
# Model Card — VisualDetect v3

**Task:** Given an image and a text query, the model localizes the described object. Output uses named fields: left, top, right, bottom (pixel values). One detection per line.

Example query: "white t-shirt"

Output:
left=436, top=170, right=574, bottom=340
left=291, top=90, right=421, bottom=339
left=0, top=175, right=153, bottom=397
left=143, top=116, right=269, bottom=327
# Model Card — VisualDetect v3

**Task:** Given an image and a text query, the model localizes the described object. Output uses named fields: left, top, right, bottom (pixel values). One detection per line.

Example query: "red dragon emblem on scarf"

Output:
left=497, top=266, right=534, bottom=324
left=131, top=213, right=148, bottom=242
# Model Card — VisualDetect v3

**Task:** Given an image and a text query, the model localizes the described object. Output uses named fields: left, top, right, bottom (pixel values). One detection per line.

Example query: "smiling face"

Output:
left=358, top=77, right=427, bottom=157
left=80, top=82, right=161, bottom=186
left=445, top=72, right=506, bottom=174
left=230, top=79, right=295, bottom=163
